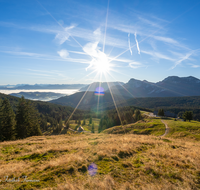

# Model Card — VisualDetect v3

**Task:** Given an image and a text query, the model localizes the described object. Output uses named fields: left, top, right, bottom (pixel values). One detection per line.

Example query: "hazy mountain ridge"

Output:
left=50, top=91, right=128, bottom=111
left=0, top=84, right=87, bottom=90
left=10, top=92, right=65, bottom=101
left=49, top=76, right=200, bottom=111
left=108, top=76, right=200, bottom=98
left=79, top=82, right=125, bottom=92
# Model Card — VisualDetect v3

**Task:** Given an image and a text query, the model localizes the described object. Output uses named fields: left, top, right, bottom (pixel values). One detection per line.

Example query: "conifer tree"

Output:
left=78, top=119, right=81, bottom=125
left=16, top=96, right=42, bottom=139
left=91, top=122, right=95, bottom=133
left=0, top=99, right=16, bottom=141
left=183, top=111, right=193, bottom=122
left=58, top=119, right=63, bottom=133
left=82, top=118, right=86, bottom=125
left=66, top=121, right=70, bottom=130
left=134, top=109, right=141, bottom=121
left=158, top=109, right=164, bottom=116
left=89, top=116, right=92, bottom=124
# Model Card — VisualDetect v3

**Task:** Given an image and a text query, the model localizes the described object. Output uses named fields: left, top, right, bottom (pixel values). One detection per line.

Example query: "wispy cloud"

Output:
left=54, top=25, right=75, bottom=44
left=170, top=52, right=194, bottom=70
left=138, top=17, right=164, bottom=29
left=57, top=49, right=69, bottom=59
left=128, top=33, right=132, bottom=55
left=0, top=50, right=90, bottom=64
left=134, top=32, right=140, bottom=54
left=188, top=64, right=200, bottom=68
left=141, top=50, right=175, bottom=61
left=129, top=62, right=143, bottom=69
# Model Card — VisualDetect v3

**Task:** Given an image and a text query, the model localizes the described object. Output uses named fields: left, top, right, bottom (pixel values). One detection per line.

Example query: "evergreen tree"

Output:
left=78, top=119, right=81, bottom=125
left=89, top=116, right=92, bottom=124
left=16, top=96, right=42, bottom=139
left=91, top=122, right=95, bottom=133
left=66, top=121, right=70, bottom=130
left=82, top=118, right=86, bottom=125
left=58, top=119, right=63, bottom=133
left=183, top=111, right=193, bottom=122
left=134, top=109, right=141, bottom=121
left=158, top=109, right=164, bottom=116
left=0, top=99, right=16, bottom=141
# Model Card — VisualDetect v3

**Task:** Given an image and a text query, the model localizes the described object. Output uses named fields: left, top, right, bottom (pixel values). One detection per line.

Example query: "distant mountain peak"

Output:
left=162, top=76, right=200, bottom=83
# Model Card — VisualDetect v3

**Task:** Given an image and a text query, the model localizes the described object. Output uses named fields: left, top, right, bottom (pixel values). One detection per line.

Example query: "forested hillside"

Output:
left=100, top=96, right=200, bottom=120
left=0, top=93, right=90, bottom=141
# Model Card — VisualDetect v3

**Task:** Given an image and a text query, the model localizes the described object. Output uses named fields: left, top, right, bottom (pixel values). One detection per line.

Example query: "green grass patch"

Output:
left=103, top=118, right=165, bottom=136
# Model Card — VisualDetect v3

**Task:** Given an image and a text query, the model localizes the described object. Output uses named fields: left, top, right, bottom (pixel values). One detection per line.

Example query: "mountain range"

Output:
left=106, top=76, right=200, bottom=98
left=79, top=82, right=124, bottom=92
left=0, top=84, right=87, bottom=90
left=49, top=76, right=200, bottom=110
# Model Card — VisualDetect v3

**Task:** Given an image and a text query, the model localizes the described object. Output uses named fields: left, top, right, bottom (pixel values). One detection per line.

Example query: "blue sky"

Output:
left=0, top=0, right=200, bottom=85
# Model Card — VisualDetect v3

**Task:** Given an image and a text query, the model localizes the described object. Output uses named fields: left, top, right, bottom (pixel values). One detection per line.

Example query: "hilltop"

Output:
left=0, top=132, right=200, bottom=189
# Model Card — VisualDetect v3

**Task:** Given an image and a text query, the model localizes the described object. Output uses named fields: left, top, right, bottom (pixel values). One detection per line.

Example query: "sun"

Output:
left=93, top=51, right=111, bottom=74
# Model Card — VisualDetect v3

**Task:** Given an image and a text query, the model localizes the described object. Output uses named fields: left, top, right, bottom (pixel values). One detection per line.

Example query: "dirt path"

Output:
left=160, top=120, right=169, bottom=137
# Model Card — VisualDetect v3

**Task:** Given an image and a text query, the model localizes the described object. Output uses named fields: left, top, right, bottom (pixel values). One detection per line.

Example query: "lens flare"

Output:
left=88, top=163, right=97, bottom=176
left=94, top=87, right=104, bottom=96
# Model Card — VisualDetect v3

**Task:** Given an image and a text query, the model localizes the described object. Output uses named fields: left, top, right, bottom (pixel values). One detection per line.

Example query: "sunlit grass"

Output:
left=163, top=119, right=200, bottom=140
left=0, top=133, right=200, bottom=189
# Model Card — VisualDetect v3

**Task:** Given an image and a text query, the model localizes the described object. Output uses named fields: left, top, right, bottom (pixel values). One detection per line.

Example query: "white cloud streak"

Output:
left=134, top=32, right=140, bottom=54
left=141, top=50, right=175, bottom=61
left=129, top=62, right=143, bottom=69
left=54, top=25, right=75, bottom=44
left=170, top=52, right=194, bottom=70
left=128, top=33, right=132, bottom=55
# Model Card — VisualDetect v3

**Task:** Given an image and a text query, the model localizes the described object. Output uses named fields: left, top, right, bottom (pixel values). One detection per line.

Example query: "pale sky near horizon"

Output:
left=0, top=0, right=200, bottom=85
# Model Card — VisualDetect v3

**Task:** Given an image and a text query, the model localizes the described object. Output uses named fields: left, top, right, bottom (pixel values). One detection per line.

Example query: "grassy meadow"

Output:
left=0, top=133, right=200, bottom=189
left=163, top=119, right=200, bottom=140
left=1, top=114, right=200, bottom=189
left=103, top=118, right=166, bottom=136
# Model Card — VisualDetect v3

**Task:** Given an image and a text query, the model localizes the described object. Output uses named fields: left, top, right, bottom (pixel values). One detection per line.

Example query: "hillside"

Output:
left=0, top=133, right=200, bottom=189
left=103, top=116, right=200, bottom=141
left=0, top=93, right=88, bottom=132
left=50, top=91, right=130, bottom=111
left=99, top=96, right=200, bottom=119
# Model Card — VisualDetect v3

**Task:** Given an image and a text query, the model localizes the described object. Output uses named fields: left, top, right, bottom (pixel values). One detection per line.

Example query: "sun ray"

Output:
left=106, top=71, right=141, bottom=103
left=104, top=73, right=123, bottom=128
left=36, top=0, right=97, bottom=61
left=96, top=72, right=103, bottom=116
left=103, top=0, right=110, bottom=53
left=59, top=72, right=100, bottom=134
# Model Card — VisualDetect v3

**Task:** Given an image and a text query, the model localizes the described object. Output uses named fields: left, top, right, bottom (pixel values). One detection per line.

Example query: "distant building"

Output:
left=77, top=126, right=84, bottom=132
left=149, top=113, right=157, bottom=117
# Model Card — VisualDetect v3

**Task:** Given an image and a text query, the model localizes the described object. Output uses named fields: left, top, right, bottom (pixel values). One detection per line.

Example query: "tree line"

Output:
left=0, top=97, right=42, bottom=141
left=98, top=107, right=142, bottom=133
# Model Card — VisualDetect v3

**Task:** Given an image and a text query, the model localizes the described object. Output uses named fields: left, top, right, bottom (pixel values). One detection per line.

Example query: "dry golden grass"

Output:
left=0, top=133, right=200, bottom=189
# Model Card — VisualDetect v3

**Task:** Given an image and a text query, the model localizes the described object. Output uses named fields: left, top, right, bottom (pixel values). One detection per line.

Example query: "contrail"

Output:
left=109, top=1, right=200, bottom=63
left=134, top=32, right=140, bottom=54
left=128, top=33, right=132, bottom=55
left=103, top=0, right=110, bottom=53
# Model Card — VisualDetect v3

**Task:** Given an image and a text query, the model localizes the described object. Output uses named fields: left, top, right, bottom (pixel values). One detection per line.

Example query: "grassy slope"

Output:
left=103, top=118, right=166, bottom=136
left=103, top=114, right=200, bottom=141
left=0, top=134, right=200, bottom=189
left=164, top=119, right=200, bottom=140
